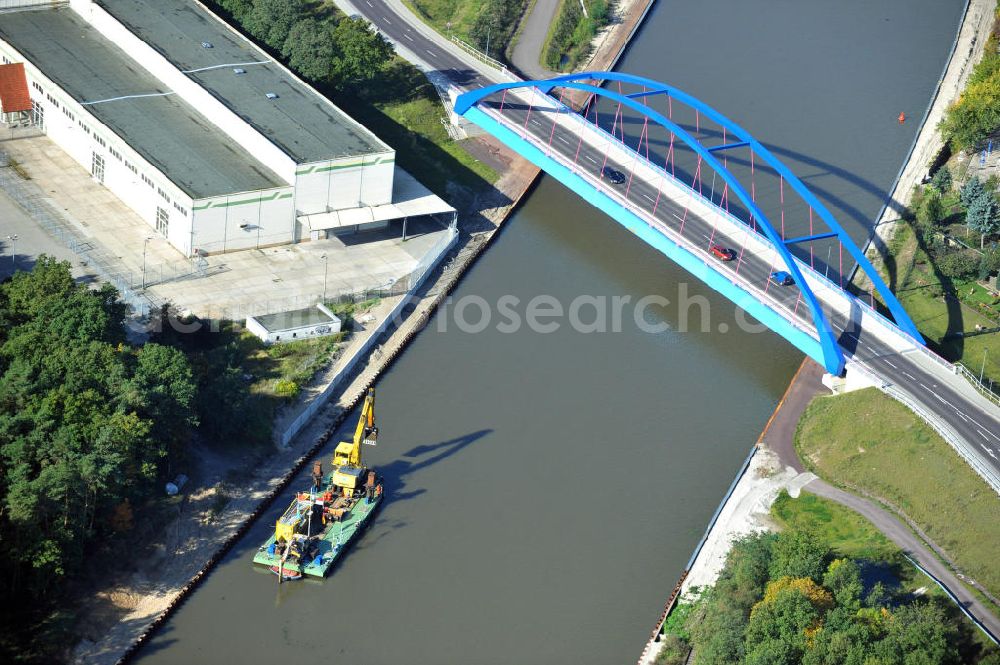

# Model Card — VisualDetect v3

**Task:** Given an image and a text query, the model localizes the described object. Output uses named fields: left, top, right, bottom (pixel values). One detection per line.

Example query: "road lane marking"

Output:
left=404, top=33, right=414, bottom=41
left=642, top=193, right=655, bottom=202
left=557, top=136, right=571, bottom=145
left=884, top=359, right=897, bottom=368
left=977, top=429, right=989, bottom=440
left=919, top=383, right=932, bottom=392
left=585, top=155, right=598, bottom=163
left=426, top=49, right=437, bottom=57
left=366, top=0, right=373, bottom=5
left=383, top=16, right=391, bottom=23
left=903, top=371, right=916, bottom=380
left=530, top=118, right=541, bottom=126
left=953, top=409, right=970, bottom=422
left=980, top=443, right=997, bottom=459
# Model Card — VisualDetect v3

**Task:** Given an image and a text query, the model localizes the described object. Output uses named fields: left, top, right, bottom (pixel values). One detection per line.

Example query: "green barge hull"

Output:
left=252, top=493, right=382, bottom=578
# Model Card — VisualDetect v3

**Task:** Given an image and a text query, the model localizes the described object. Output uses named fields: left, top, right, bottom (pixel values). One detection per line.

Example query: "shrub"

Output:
left=938, top=250, right=981, bottom=279
left=274, top=378, right=300, bottom=398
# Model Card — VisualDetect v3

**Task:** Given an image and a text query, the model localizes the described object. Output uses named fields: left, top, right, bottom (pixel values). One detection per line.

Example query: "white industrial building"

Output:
left=0, top=0, right=455, bottom=257
left=246, top=304, right=343, bottom=345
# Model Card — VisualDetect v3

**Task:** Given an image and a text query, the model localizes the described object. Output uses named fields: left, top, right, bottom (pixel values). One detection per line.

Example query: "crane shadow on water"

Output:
left=351, top=428, right=494, bottom=552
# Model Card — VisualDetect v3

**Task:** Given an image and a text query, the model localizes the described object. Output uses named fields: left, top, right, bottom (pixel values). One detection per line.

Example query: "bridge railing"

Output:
left=449, top=36, right=518, bottom=81
left=502, top=87, right=970, bottom=373
left=483, top=90, right=828, bottom=347
left=494, top=88, right=906, bottom=349
left=955, top=363, right=1000, bottom=407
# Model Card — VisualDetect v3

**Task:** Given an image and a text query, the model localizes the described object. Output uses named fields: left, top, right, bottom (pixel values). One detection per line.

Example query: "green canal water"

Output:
left=135, top=2, right=965, bottom=663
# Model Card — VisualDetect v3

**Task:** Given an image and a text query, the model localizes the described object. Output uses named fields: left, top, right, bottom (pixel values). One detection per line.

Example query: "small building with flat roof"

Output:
left=0, top=0, right=454, bottom=257
left=246, top=303, right=342, bottom=344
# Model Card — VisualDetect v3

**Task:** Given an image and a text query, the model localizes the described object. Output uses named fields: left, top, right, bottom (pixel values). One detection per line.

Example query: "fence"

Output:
left=0, top=151, right=160, bottom=316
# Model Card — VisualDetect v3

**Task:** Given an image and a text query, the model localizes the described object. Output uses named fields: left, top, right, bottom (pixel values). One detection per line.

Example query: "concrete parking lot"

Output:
left=0, top=134, right=452, bottom=316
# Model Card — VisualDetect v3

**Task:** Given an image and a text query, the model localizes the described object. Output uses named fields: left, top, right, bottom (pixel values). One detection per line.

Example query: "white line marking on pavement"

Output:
left=404, top=33, right=414, bottom=41
left=642, top=193, right=655, bottom=202
left=383, top=16, right=391, bottom=23
left=426, top=49, right=437, bottom=57
left=903, top=371, right=916, bottom=380
left=585, top=155, right=598, bottom=163
left=977, top=429, right=989, bottom=440
left=366, top=0, right=372, bottom=5
left=557, top=136, right=571, bottom=145
left=954, top=409, right=970, bottom=422
left=530, top=118, right=541, bottom=125
left=932, top=393, right=948, bottom=405
left=884, top=359, right=897, bottom=368
left=980, top=443, right=997, bottom=459
left=919, top=383, right=932, bottom=392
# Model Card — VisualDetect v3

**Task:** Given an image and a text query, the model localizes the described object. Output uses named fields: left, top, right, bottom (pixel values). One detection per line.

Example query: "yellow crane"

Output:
left=330, top=388, right=378, bottom=493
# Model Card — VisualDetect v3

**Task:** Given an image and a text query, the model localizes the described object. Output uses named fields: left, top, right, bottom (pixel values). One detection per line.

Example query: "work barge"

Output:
left=253, top=389, right=383, bottom=580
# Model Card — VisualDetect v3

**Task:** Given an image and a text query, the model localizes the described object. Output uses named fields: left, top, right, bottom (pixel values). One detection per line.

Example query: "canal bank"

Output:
left=71, top=4, right=658, bottom=664
left=122, top=1, right=965, bottom=663
left=639, top=1, right=996, bottom=658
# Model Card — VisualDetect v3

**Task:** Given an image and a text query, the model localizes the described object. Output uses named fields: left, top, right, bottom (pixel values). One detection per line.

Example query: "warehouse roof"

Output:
left=96, top=0, right=391, bottom=163
left=0, top=7, right=285, bottom=199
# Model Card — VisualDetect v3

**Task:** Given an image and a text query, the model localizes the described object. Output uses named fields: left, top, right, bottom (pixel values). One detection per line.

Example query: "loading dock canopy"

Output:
left=300, top=168, right=455, bottom=231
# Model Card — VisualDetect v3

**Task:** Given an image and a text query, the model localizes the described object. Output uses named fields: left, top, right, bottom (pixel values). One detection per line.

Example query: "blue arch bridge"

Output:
left=455, top=72, right=1000, bottom=487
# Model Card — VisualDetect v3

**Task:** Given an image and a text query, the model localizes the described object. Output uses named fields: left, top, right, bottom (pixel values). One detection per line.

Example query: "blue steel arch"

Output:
left=455, top=72, right=923, bottom=375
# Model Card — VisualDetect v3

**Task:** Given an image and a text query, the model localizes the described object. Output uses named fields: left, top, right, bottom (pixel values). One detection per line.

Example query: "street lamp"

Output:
left=142, top=236, right=152, bottom=289
left=5, top=234, right=16, bottom=269
left=320, top=253, right=329, bottom=302
left=980, top=348, right=989, bottom=384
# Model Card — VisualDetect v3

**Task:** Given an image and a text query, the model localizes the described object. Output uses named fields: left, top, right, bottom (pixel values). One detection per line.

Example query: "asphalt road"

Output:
left=350, top=0, right=1000, bottom=474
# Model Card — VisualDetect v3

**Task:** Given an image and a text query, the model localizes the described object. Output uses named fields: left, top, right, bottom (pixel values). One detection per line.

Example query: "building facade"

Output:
left=0, top=0, right=422, bottom=257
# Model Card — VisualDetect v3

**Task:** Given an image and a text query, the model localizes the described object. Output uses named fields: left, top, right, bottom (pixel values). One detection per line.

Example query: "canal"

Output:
left=136, top=2, right=965, bottom=663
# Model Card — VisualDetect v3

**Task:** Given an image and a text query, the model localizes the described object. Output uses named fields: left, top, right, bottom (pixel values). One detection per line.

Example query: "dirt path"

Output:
left=805, top=478, right=1000, bottom=641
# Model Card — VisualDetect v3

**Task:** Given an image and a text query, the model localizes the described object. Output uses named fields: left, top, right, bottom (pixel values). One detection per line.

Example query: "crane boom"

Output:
left=330, top=389, right=378, bottom=489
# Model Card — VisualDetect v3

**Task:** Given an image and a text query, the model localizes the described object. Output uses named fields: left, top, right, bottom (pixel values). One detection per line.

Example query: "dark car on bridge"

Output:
left=769, top=271, right=794, bottom=286
left=602, top=166, right=627, bottom=185
left=709, top=244, right=736, bottom=261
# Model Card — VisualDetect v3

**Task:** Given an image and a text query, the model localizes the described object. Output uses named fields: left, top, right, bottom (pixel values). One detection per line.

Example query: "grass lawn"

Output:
left=795, top=387, right=1000, bottom=599
left=332, top=59, right=497, bottom=198
left=404, top=0, right=489, bottom=45
left=772, top=490, right=897, bottom=561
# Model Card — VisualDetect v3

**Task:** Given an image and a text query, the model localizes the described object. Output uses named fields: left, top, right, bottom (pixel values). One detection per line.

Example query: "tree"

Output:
left=916, top=187, right=944, bottom=229
left=822, top=559, right=863, bottom=609
left=941, top=67, right=1000, bottom=150
left=979, top=245, right=1000, bottom=278
left=931, top=166, right=952, bottom=193
left=875, top=602, right=960, bottom=664
left=769, top=531, right=829, bottom=581
left=967, top=189, right=1000, bottom=248
left=217, top=0, right=252, bottom=22
left=123, top=343, right=198, bottom=464
left=960, top=176, right=985, bottom=209
left=938, top=250, right=981, bottom=279
left=330, top=17, right=394, bottom=84
left=282, top=18, right=336, bottom=83
left=245, top=0, right=306, bottom=51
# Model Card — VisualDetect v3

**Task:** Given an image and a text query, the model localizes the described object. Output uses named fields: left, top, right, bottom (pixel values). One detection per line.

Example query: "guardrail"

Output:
left=853, top=362, right=1000, bottom=495
left=450, top=36, right=518, bottom=80
left=955, top=362, right=1000, bottom=407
